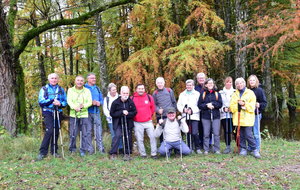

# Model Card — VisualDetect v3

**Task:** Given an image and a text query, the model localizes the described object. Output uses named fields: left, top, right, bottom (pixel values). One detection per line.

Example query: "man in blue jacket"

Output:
left=37, top=73, right=67, bottom=160
left=84, top=73, right=104, bottom=153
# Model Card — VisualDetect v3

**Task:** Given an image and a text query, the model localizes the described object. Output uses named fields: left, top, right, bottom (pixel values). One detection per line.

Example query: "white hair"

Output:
left=235, top=77, right=246, bottom=86
left=156, top=77, right=165, bottom=84
left=120, top=86, right=129, bottom=93
left=48, top=73, right=59, bottom=80
left=87, top=73, right=96, bottom=79
left=196, top=72, right=206, bottom=79
left=185, top=79, right=195, bottom=85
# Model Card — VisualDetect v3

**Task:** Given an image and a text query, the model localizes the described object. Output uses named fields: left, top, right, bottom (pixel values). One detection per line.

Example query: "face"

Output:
left=136, top=85, right=145, bottom=96
left=109, top=87, right=117, bottom=97
left=249, top=76, right=257, bottom=88
left=49, top=75, right=59, bottom=86
left=121, top=88, right=130, bottom=101
left=156, top=80, right=165, bottom=90
left=236, top=81, right=245, bottom=90
left=167, top=112, right=176, bottom=120
left=197, top=76, right=206, bottom=85
left=87, top=75, right=96, bottom=86
left=225, top=80, right=232, bottom=89
left=186, top=82, right=194, bottom=91
left=205, top=80, right=214, bottom=90
left=75, top=77, right=84, bottom=88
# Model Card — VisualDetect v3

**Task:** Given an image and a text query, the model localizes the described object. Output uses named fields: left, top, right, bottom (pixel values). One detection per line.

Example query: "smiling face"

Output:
left=156, top=78, right=165, bottom=90
left=167, top=112, right=176, bottom=121
left=186, top=82, right=194, bottom=91
left=225, top=79, right=232, bottom=90
left=205, top=80, right=215, bottom=90
left=48, top=74, right=59, bottom=86
left=75, top=76, right=84, bottom=89
left=87, top=74, right=96, bottom=86
left=197, top=76, right=206, bottom=85
left=109, top=86, right=117, bottom=97
left=235, top=80, right=246, bottom=90
left=249, top=76, right=257, bottom=88
left=120, top=86, right=130, bottom=101
left=136, top=85, right=145, bottom=96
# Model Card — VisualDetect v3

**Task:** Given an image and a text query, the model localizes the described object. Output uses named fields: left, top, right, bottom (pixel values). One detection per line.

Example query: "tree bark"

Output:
left=35, top=36, right=47, bottom=86
left=95, top=13, right=109, bottom=94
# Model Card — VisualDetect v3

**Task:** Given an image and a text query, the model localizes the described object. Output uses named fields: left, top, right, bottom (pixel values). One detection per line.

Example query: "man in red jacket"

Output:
left=132, top=84, right=157, bottom=159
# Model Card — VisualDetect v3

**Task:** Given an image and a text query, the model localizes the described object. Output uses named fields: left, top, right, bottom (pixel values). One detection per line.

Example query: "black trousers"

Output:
left=39, top=111, right=62, bottom=155
left=109, top=121, right=132, bottom=155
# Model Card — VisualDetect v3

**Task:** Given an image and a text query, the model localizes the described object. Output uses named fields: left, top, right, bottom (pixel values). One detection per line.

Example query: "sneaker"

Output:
left=196, top=149, right=203, bottom=154
left=239, top=148, right=247, bottom=156
left=123, top=154, right=132, bottom=161
left=110, top=154, right=117, bottom=160
left=80, top=152, right=85, bottom=157
left=251, top=150, right=261, bottom=159
left=151, top=155, right=158, bottom=159
left=204, top=151, right=209, bottom=155
left=215, top=151, right=221, bottom=155
left=36, top=154, right=46, bottom=161
left=223, top=146, right=231, bottom=154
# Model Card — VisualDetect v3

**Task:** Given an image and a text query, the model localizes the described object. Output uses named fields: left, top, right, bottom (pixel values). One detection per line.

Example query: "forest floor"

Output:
left=0, top=135, right=299, bottom=189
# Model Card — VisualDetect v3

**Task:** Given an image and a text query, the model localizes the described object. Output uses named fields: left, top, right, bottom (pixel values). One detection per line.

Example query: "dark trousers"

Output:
left=221, top=118, right=233, bottom=146
left=109, top=122, right=133, bottom=155
left=198, top=119, right=204, bottom=149
left=39, top=112, right=62, bottom=155
left=186, top=120, right=201, bottom=150
left=240, top=127, right=256, bottom=150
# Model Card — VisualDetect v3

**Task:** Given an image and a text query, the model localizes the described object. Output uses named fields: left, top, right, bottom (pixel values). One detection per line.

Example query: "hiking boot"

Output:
left=196, top=149, right=203, bottom=154
left=52, top=153, right=61, bottom=158
left=215, top=151, right=221, bottom=155
left=141, top=155, right=147, bottom=159
left=204, top=151, right=209, bottom=155
left=36, top=154, right=46, bottom=161
left=110, top=154, right=117, bottom=160
left=123, top=154, right=132, bottom=161
left=239, top=148, right=247, bottom=156
left=251, top=150, right=261, bottom=159
left=223, top=146, right=231, bottom=154
left=151, top=155, right=158, bottom=159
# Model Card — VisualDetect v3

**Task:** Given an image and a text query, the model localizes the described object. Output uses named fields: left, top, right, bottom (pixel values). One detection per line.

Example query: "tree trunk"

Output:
left=35, top=35, right=47, bottom=86
left=58, top=28, right=67, bottom=75
left=262, top=48, right=272, bottom=116
left=287, top=81, right=297, bottom=121
left=69, top=29, right=74, bottom=75
left=120, top=6, right=130, bottom=62
left=95, top=13, right=109, bottom=94
left=234, top=0, right=248, bottom=78
left=75, top=47, right=79, bottom=75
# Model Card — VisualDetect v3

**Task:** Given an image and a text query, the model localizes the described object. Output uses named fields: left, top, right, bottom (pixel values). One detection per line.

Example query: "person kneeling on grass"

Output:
left=154, top=107, right=191, bottom=157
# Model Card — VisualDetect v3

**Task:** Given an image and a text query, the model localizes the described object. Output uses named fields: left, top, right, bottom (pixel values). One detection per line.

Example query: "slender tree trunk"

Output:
left=58, top=28, right=67, bottom=75
left=287, top=81, right=297, bottom=121
left=69, top=30, right=74, bottom=75
left=120, top=6, right=130, bottom=62
left=262, top=48, right=272, bottom=116
left=75, top=47, right=79, bottom=75
left=234, top=0, right=248, bottom=78
left=95, top=13, right=109, bottom=94
left=35, top=36, right=47, bottom=86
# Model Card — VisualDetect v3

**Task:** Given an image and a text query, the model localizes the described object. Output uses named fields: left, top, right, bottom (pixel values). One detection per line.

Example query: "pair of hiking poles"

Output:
left=121, top=115, right=131, bottom=160
left=53, top=106, right=65, bottom=158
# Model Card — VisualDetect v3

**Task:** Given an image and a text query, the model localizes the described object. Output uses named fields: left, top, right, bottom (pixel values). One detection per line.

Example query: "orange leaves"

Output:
left=65, top=35, right=76, bottom=48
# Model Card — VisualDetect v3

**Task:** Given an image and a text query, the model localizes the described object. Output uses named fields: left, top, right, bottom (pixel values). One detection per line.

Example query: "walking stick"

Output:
left=188, top=113, right=192, bottom=151
left=210, top=109, right=214, bottom=147
left=56, top=108, right=65, bottom=158
left=162, top=126, right=169, bottom=162
left=124, top=115, right=131, bottom=160
left=93, top=106, right=97, bottom=153
left=235, top=104, right=242, bottom=153
left=53, top=108, right=56, bottom=158
left=225, top=111, right=228, bottom=147
left=257, top=107, right=261, bottom=152
left=121, top=117, right=126, bottom=156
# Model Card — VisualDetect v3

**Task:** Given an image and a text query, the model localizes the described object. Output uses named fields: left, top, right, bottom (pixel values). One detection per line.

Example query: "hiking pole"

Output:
left=162, top=127, right=169, bottom=162
left=235, top=104, right=242, bottom=153
left=121, top=117, right=126, bottom=156
left=225, top=111, right=229, bottom=147
left=210, top=109, right=214, bottom=148
left=184, top=105, right=188, bottom=146
left=79, top=110, right=82, bottom=152
left=56, top=108, right=65, bottom=158
left=124, top=115, right=131, bottom=159
left=257, top=107, right=261, bottom=152
left=93, top=106, right=97, bottom=154
left=53, top=107, right=56, bottom=158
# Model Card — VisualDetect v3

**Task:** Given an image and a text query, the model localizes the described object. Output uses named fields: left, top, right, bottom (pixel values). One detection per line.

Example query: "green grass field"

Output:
left=0, top=135, right=299, bottom=189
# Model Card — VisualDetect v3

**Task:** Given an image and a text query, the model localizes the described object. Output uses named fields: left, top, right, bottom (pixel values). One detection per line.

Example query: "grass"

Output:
left=0, top=134, right=300, bottom=189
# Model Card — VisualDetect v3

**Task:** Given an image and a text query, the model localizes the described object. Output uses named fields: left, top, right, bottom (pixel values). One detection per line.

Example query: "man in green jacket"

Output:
left=67, top=75, right=93, bottom=156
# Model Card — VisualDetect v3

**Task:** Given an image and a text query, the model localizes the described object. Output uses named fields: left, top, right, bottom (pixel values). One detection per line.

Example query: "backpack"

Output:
left=42, top=85, right=63, bottom=99
left=131, top=94, right=152, bottom=103
left=160, top=118, right=181, bottom=129
left=154, top=88, right=171, bottom=95
left=202, top=91, right=218, bottom=101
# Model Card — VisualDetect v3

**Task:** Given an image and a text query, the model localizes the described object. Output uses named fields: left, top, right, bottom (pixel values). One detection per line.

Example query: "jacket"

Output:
left=177, top=89, right=200, bottom=121
left=103, top=92, right=119, bottom=123
left=131, top=92, right=155, bottom=122
left=250, top=87, right=267, bottom=115
left=110, top=97, right=137, bottom=130
left=152, top=88, right=177, bottom=117
left=198, top=90, right=223, bottom=120
left=229, top=88, right=256, bottom=127
left=67, top=87, right=92, bottom=118
left=219, top=87, right=235, bottom=119
left=154, top=118, right=188, bottom=142
left=84, top=83, right=104, bottom=114
left=38, top=84, right=67, bottom=113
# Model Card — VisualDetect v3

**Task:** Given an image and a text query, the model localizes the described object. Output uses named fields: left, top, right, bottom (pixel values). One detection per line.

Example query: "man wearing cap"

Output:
left=154, top=107, right=191, bottom=157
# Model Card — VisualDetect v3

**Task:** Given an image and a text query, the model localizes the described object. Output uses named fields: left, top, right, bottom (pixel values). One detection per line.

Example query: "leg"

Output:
left=239, top=127, right=247, bottom=150
left=158, top=141, right=172, bottom=156
left=145, top=121, right=157, bottom=156
left=109, top=126, right=122, bottom=155
left=39, top=113, right=54, bottom=156
left=253, top=114, right=261, bottom=151
left=191, top=120, right=200, bottom=150
left=69, top=117, right=78, bottom=152
left=83, top=118, right=94, bottom=154
left=212, top=119, right=221, bottom=152
left=202, top=119, right=211, bottom=152
left=108, top=122, right=115, bottom=140
left=173, top=140, right=191, bottom=155
left=92, top=113, right=104, bottom=152
left=245, top=127, right=257, bottom=150
left=198, top=117, right=204, bottom=149
left=134, top=122, right=146, bottom=156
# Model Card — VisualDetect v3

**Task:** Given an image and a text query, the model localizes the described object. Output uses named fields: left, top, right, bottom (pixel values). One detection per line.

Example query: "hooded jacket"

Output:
left=177, top=89, right=200, bottom=121
left=103, top=92, right=119, bottom=123
left=131, top=92, right=155, bottom=122
left=198, top=90, right=223, bottom=120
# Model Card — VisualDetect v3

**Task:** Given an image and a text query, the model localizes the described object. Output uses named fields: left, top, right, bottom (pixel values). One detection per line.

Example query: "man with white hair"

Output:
left=195, top=72, right=206, bottom=93
left=37, top=73, right=67, bottom=160
left=109, top=86, right=137, bottom=160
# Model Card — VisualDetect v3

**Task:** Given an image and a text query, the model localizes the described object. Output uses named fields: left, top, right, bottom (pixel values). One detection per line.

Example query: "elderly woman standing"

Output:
left=230, top=77, right=261, bottom=158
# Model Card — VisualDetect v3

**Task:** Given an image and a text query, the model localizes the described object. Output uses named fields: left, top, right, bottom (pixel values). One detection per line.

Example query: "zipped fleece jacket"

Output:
left=67, top=87, right=92, bottom=118
left=230, top=88, right=256, bottom=127
left=132, top=92, right=155, bottom=122
left=177, top=89, right=200, bottom=121
left=84, top=83, right=104, bottom=114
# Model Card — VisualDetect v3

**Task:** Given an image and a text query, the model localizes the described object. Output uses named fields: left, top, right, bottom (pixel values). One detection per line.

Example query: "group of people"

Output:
left=37, top=72, right=267, bottom=161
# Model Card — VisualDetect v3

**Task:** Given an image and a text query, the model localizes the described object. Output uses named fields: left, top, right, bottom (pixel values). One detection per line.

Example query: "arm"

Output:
left=83, top=89, right=93, bottom=108
left=170, top=89, right=177, bottom=110
left=126, top=100, right=137, bottom=119
left=176, top=93, right=184, bottom=113
left=38, top=88, right=54, bottom=107
left=242, top=90, right=256, bottom=113
left=150, top=95, right=156, bottom=115
left=212, top=92, right=223, bottom=109
left=103, top=97, right=111, bottom=117
left=110, top=101, right=124, bottom=118
left=98, top=90, right=104, bottom=106
left=229, top=92, right=239, bottom=114
left=59, top=88, right=68, bottom=108
left=198, top=93, right=208, bottom=110
left=258, top=88, right=267, bottom=112
left=180, top=118, right=189, bottom=134
left=67, top=88, right=77, bottom=110
left=152, top=92, right=160, bottom=114
left=154, top=124, right=163, bottom=138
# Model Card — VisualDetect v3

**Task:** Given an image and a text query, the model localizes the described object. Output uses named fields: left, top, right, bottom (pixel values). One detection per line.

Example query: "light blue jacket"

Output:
left=84, top=83, right=103, bottom=114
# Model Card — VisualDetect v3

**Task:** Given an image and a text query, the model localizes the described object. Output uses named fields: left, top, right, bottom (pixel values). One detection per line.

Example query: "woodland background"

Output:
left=0, top=0, right=299, bottom=137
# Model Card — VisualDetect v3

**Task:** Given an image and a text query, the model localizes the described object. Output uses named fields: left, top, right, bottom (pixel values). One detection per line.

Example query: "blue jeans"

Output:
left=253, top=114, right=262, bottom=151
left=108, top=122, right=123, bottom=149
left=158, top=140, right=191, bottom=156
left=89, top=113, right=104, bottom=152
left=240, top=127, right=256, bottom=151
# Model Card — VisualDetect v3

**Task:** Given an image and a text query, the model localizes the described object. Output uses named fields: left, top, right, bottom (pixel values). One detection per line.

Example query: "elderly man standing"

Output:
left=230, top=77, right=261, bottom=158
left=67, top=75, right=93, bottom=157
left=37, top=73, right=67, bottom=160
left=132, top=84, right=157, bottom=159
left=109, top=86, right=137, bottom=160
left=84, top=73, right=104, bottom=153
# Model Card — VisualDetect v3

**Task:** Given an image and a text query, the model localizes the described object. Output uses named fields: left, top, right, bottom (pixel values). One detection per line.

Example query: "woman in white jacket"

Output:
left=177, top=79, right=202, bottom=154
left=103, top=83, right=119, bottom=141
left=219, top=77, right=235, bottom=154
